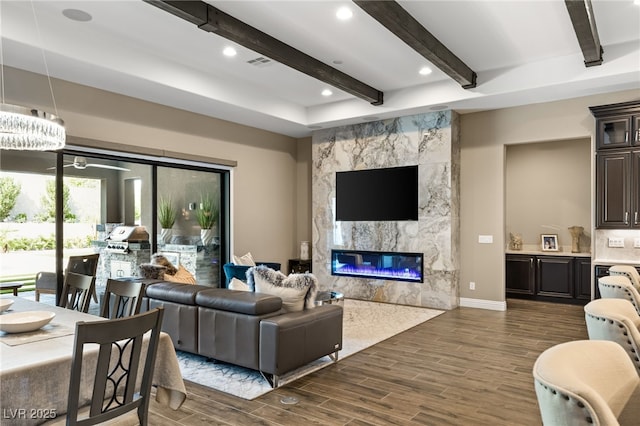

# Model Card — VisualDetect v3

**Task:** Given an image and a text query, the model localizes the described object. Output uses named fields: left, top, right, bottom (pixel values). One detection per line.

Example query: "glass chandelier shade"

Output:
left=0, top=103, right=65, bottom=150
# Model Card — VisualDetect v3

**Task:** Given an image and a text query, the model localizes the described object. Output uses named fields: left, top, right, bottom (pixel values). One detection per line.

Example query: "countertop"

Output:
left=505, top=249, right=591, bottom=257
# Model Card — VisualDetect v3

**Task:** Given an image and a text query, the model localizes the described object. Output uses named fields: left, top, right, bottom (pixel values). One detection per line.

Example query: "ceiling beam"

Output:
left=144, top=0, right=384, bottom=105
left=354, top=0, right=476, bottom=89
left=564, top=0, right=603, bottom=67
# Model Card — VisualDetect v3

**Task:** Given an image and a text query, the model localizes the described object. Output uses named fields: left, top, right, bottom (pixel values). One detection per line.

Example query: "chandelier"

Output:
left=0, top=103, right=65, bottom=150
left=0, top=2, right=66, bottom=151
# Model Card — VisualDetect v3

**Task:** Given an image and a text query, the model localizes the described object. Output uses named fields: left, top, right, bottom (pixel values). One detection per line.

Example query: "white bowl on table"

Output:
left=0, top=299, right=14, bottom=313
left=0, top=311, right=55, bottom=333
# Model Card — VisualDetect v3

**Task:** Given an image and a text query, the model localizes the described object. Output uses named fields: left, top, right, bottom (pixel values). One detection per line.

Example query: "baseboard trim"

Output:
left=459, top=297, right=507, bottom=311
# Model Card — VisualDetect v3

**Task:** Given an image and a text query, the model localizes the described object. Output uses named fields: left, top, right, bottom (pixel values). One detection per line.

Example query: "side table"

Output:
left=288, top=258, right=312, bottom=274
left=0, top=282, right=23, bottom=296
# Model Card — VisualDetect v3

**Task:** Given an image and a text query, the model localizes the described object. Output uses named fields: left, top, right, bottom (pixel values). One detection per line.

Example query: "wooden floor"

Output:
left=144, top=299, right=587, bottom=425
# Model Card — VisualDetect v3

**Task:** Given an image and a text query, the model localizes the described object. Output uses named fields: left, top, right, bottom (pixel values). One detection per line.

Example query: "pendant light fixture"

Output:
left=0, top=1, right=65, bottom=151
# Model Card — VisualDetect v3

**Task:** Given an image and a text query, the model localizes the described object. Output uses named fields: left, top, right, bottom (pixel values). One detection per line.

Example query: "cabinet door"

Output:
left=574, top=257, right=592, bottom=300
left=633, top=150, right=640, bottom=228
left=597, top=116, right=632, bottom=149
left=537, top=256, right=573, bottom=298
left=633, top=116, right=640, bottom=146
left=596, top=151, right=630, bottom=228
left=505, top=255, right=535, bottom=296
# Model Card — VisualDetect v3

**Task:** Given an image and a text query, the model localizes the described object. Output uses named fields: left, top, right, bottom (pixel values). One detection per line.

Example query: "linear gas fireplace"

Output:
left=331, top=249, right=423, bottom=283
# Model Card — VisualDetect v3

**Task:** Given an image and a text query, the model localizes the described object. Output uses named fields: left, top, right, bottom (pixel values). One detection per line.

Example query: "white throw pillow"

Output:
left=248, top=265, right=317, bottom=312
left=233, top=252, right=256, bottom=266
left=229, top=277, right=251, bottom=291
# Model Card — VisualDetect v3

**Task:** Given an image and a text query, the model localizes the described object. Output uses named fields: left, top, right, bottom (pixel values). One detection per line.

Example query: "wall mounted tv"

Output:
left=335, top=165, right=419, bottom=221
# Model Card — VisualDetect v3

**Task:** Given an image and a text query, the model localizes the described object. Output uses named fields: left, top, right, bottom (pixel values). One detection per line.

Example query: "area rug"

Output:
left=176, top=299, right=444, bottom=400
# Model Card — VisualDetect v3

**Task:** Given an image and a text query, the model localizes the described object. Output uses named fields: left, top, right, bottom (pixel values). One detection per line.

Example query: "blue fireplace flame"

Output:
left=331, top=249, right=423, bottom=283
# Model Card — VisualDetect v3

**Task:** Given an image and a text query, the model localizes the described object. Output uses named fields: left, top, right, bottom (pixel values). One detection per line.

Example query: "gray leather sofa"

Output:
left=140, top=280, right=343, bottom=387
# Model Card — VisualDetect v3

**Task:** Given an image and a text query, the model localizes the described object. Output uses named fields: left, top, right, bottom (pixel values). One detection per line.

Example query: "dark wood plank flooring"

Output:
left=145, top=299, right=587, bottom=425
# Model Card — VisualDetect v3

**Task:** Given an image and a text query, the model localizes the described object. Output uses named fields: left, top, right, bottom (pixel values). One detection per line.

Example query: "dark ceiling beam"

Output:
left=564, top=0, right=603, bottom=67
left=354, top=0, right=476, bottom=89
left=144, top=0, right=384, bottom=105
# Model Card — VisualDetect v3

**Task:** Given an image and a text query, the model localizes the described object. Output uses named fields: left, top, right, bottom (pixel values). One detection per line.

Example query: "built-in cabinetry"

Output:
left=506, top=254, right=591, bottom=304
left=591, top=101, right=640, bottom=229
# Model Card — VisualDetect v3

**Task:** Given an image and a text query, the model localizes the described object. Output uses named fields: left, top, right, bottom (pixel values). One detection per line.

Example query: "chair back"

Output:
left=67, top=253, right=100, bottom=276
left=584, top=298, right=640, bottom=373
left=533, top=340, right=639, bottom=426
left=598, top=275, right=640, bottom=315
left=101, top=279, right=144, bottom=319
left=59, top=272, right=95, bottom=313
left=66, top=307, right=164, bottom=426
left=609, top=265, right=640, bottom=290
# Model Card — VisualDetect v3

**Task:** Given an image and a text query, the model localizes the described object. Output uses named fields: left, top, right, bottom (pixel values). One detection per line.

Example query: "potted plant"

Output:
left=196, top=195, right=218, bottom=245
left=158, top=197, right=176, bottom=244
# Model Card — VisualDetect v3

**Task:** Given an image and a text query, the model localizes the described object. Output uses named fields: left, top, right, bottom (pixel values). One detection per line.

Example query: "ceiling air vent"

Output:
left=246, top=56, right=273, bottom=67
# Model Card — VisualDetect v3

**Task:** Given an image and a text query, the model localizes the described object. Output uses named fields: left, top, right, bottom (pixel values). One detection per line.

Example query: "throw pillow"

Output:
left=247, top=265, right=317, bottom=312
left=229, top=277, right=251, bottom=292
left=164, top=265, right=197, bottom=284
left=138, top=263, right=166, bottom=280
left=150, top=253, right=178, bottom=275
left=233, top=252, right=256, bottom=266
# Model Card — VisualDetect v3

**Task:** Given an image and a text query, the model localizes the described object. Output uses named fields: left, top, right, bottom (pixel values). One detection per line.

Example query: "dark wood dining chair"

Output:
left=66, top=307, right=164, bottom=426
left=100, top=279, right=143, bottom=319
left=58, top=272, right=95, bottom=313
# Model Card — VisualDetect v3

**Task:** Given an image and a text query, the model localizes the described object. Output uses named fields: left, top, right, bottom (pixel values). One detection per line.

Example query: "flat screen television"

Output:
left=335, top=165, right=419, bottom=221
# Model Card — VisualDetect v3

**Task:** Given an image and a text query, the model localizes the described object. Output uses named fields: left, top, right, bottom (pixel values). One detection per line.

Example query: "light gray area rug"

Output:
left=176, top=299, right=444, bottom=400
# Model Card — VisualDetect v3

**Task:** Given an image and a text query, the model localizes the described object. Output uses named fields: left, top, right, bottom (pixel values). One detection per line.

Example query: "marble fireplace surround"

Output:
left=312, top=111, right=460, bottom=310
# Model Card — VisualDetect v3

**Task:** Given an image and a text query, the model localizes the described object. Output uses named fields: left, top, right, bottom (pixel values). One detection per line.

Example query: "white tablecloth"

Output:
left=0, top=296, right=186, bottom=425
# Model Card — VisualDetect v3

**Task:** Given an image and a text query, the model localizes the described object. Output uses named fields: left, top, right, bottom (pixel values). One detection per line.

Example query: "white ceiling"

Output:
left=1, top=0, right=639, bottom=138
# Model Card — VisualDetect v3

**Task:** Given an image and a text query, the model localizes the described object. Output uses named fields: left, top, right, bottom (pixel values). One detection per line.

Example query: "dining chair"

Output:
left=533, top=340, right=640, bottom=425
left=35, top=253, right=100, bottom=302
left=58, top=272, right=96, bottom=313
left=100, top=279, right=143, bottom=319
left=598, top=274, right=640, bottom=316
left=66, top=307, right=164, bottom=426
left=609, top=264, right=640, bottom=291
left=584, top=297, right=640, bottom=373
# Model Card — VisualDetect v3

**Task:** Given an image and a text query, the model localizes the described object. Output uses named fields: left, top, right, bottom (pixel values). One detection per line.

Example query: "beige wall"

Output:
left=459, top=89, right=640, bottom=304
left=506, top=138, right=591, bottom=252
left=4, top=67, right=302, bottom=268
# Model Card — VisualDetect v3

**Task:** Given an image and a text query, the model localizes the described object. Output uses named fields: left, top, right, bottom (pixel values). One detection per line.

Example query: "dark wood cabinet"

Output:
left=505, top=254, right=535, bottom=295
left=592, top=101, right=640, bottom=229
left=506, top=254, right=591, bottom=304
left=536, top=256, right=573, bottom=299
left=288, top=258, right=312, bottom=274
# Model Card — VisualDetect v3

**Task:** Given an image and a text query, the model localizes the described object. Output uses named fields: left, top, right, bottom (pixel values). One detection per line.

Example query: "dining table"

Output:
left=0, top=296, right=187, bottom=425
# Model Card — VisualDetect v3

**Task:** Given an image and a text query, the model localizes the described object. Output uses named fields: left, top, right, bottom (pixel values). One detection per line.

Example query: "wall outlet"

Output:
left=478, top=235, right=493, bottom=244
left=634, top=238, right=640, bottom=248
left=608, top=237, right=625, bottom=248
left=469, top=281, right=476, bottom=290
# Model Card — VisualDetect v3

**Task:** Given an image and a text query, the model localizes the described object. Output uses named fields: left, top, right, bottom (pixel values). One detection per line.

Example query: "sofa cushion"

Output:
left=145, top=282, right=210, bottom=305
left=195, top=288, right=282, bottom=315
left=247, top=265, right=318, bottom=312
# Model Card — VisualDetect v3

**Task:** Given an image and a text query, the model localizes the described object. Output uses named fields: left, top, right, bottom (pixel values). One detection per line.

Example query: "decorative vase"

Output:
left=201, top=228, right=215, bottom=246
left=300, top=241, right=310, bottom=260
left=568, top=226, right=584, bottom=253
left=160, top=228, right=172, bottom=244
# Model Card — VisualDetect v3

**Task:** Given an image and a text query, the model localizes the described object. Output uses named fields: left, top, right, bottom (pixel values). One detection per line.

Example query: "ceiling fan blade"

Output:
left=85, top=164, right=130, bottom=171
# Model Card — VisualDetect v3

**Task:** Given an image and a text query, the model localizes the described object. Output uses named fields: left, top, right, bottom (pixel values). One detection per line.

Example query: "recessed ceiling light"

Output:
left=362, top=116, right=380, bottom=121
left=333, top=60, right=344, bottom=65
left=419, top=66, right=433, bottom=76
left=336, top=6, right=353, bottom=20
left=223, top=47, right=237, bottom=57
left=62, top=9, right=92, bottom=22
left=321, top=89, right=333, bottom=97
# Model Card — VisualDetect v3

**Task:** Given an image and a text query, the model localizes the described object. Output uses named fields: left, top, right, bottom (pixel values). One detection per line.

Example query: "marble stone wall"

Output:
left=312, top=112, right=460, bottom=310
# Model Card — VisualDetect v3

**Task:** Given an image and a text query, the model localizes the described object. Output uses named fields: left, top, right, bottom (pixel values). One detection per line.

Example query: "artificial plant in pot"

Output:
left=158, top=197, right=176, bottom=244
left=196, top=195, right=218, bottom=246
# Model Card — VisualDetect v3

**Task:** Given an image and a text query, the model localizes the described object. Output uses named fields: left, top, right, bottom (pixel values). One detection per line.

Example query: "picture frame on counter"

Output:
left=541, top=234, right=559, bottom=251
